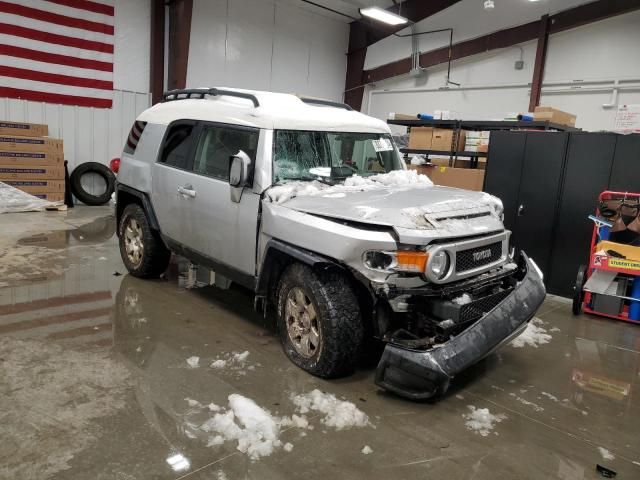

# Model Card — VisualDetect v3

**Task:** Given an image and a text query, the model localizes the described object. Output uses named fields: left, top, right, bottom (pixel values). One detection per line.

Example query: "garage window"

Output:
left=192, top=125, right=259, bottom=182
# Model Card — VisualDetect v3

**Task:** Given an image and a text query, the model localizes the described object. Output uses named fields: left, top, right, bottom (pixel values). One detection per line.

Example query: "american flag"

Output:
left=0, top=0, right=114, bottom=108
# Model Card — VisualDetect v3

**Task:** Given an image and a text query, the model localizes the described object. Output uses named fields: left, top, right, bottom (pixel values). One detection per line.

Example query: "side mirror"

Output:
left=229, top=150, right=251, bottom=203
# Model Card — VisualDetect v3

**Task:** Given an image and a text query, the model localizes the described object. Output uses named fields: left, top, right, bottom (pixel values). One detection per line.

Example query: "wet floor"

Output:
left=1, top=206, right=639, bottom=479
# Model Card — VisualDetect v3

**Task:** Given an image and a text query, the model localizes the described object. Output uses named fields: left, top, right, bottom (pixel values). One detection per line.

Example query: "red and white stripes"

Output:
left=0, top=0, right=114, bottom=108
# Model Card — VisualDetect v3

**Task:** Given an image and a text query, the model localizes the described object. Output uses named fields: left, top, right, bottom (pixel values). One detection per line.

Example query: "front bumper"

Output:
left=374, top=252, right=546, bottom=400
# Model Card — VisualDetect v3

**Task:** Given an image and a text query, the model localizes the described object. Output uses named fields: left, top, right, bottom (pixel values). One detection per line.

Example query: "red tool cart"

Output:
left=573, top=191, right=640, bottom=323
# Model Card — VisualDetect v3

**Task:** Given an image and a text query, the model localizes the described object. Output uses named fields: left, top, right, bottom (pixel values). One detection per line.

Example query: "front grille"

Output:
left=459, top=288, right=513, bottom=323
left=456, top=241, right=502, bottom=273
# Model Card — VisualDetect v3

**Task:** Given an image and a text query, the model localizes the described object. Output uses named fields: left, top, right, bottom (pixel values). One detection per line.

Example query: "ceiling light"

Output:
left=360, top=6, right=408, bottom=26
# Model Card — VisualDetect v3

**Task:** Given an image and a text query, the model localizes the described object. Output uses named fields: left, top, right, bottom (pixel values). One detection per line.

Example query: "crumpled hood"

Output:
left=274, top=184, right=505, bottom=243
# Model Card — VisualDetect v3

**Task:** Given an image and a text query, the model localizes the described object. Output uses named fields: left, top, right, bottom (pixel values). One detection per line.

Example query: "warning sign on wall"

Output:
left=613, top=104, right=640, bottom=134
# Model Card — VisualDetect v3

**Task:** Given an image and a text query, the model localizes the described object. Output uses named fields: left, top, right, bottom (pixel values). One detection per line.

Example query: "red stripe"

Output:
left=45, top=0, right=114, bottom=16
left=0, top=291, right=112, bottom=315
left=0, top=87, right=112, bottom=108
left=0, top=65, right=112, bottom=90
left=0, top=45, right=112, bottom=71
left=0, top=22, right=113, bottom=53
left=0, top=1, right=113, bottom=35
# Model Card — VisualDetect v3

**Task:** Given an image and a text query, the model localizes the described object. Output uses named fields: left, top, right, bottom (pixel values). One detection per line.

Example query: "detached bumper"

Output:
left=375, top=253, right=546, bottom=401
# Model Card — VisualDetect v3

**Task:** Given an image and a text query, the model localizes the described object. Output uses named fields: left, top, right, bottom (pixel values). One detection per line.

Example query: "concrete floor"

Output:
left=1, top=206, right=639, bottom=480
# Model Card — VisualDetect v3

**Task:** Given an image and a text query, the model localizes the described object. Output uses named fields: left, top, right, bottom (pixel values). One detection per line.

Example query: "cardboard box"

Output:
left=0, top=150, right=63, bottom=165
left=534, top=106, right=576, bottom=127
left=0, top=121, right=48, bottom=137
left=0, top=136, right=63, bottom=153
left=32, top=192, right=65, bottom=202
left=454, top=158, right=487, bottom=170
left=408, top=127, right=434, bottom=149
left=4, top=180, right=65, bottom=193
left=431, top=129, right=466, bottom=151
left=0, top=165, right=65, bottom=180
left=410, top=164, right=485, bottom=191
left=389, top=113, right=418, bottom=120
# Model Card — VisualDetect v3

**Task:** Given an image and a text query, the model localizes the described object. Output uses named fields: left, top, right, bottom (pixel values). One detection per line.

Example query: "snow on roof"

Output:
left=137, top=87, right=391, bottom=133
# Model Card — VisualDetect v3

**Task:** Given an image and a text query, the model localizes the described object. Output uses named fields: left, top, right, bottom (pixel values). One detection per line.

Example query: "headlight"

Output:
left=428, top=250, right=450, bottom=279
left=363, top=250, right=428, bottom=273
left=484, top=193, right=504, bottom=220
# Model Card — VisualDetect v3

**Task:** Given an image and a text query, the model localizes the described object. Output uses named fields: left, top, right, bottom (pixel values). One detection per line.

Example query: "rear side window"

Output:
left=160, top=123, right=195, bottom=169
left=123, top=121, right=147, bottom=155
left=192, top=125, right=258, bottom=181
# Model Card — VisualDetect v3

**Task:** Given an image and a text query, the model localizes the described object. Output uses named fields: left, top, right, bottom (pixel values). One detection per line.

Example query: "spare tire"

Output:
left=70, top=162, right=115, bottom=206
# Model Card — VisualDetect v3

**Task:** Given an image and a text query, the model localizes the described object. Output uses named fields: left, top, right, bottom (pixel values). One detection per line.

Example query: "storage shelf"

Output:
left=388, top=118, right=579, bottom=132
left=400, top=148, right=487, bottom=157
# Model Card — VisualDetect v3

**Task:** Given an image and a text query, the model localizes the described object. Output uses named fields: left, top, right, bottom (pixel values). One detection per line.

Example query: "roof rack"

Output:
left=161, top=88, right=260, bottom=107
left=299, top=97, right=353, bottom=111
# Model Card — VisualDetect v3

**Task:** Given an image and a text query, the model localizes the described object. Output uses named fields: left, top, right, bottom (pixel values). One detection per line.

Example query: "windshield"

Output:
left=273, top=130, right=403, bottom=182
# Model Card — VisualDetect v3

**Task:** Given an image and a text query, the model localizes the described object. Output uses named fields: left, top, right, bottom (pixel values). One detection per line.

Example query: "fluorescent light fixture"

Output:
left=360, top=6, right=408, bottom=26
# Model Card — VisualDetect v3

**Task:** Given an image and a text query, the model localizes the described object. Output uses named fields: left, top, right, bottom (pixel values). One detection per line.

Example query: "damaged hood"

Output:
left=271, top=184, right=505, bottom=243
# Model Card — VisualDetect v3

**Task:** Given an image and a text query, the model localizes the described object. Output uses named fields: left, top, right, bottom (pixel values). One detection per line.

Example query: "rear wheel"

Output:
left=118, top=204, right=170, bottom=278
left=277, top=263, right=363, bottom=378
left=572, top=264, right=587, bottom=315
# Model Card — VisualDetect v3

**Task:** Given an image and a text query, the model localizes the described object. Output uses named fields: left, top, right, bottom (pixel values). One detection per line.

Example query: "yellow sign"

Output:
left=609, top=258, right=640, bottom=271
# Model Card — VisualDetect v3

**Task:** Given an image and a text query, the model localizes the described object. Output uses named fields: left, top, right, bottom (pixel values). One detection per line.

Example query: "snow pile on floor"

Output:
left=200, top=394, right=283, bottom=460
left=209, top=351, right=254, bottom=372
left=508, top=393, right=544, bottom=412
left=510, top=318, right=552, bottom=348
left=463, top=406, right=507, bottom=436
left=186, top=356, right=200, bottom=368
left=265, top=169, right=433, bottom=204
left=361, top=445, right=373, bottom=455
left=598, top=447, right=615, bottom=461
left=453, top=293, right=472, bottom=305
left=291, top=389, right=370, bottom=430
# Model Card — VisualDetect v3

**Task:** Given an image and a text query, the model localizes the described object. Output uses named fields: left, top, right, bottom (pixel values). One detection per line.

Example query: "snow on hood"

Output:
left=264, top=170, right=504, bottom=239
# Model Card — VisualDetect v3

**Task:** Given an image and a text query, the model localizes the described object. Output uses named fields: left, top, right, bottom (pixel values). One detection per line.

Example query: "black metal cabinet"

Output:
left=609, top=134, right=640, bottom=192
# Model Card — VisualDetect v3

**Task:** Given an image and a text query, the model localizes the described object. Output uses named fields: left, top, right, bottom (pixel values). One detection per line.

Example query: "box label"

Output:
left=608, top=258, right=640, bottom=271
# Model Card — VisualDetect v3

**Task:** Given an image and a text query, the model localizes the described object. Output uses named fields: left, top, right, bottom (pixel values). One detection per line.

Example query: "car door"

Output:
left=151, top=120, right=199, bottom=246
left=182, top=122, right=261, bottom=279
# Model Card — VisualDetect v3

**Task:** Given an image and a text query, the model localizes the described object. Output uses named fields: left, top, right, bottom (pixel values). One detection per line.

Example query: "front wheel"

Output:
left=276, top=263, right=363, bottom=378
left=118, top=203, right=170, bottom=278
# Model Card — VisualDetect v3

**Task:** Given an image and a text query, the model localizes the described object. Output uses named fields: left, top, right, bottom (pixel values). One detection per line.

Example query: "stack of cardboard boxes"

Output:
left=0, top=122, right=65, bottom=202
left=407, top=127, right=466, bottom=152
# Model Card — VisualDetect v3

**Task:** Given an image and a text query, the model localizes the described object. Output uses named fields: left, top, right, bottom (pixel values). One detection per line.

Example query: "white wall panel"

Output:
left=113, top=0, right=151, bottom=92
left=0, top=91, right=151, bottom=170
left=187, top=0, right=349, bottom=101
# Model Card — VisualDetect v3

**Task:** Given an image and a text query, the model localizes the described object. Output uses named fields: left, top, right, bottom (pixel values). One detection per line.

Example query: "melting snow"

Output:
left=361, top=445, right=373, bottom=455
left=291, top=389, right=370, bottom=430
left=463, top=406, right=506, bottom=436
left=209, top=351, right=254, bottom=372
left=598, top=447, right=615, bottom=461
left=186, top=356, right=200, bottom=368
left=283, top=442, right=294, bottom=452
left=509, top=393, right=544, bottom=412
left=541, top=392, right=559, bottom=402
left=265, top=169, right=433, bottom=204
left=453, top=293, right=472, bottom=305
left=511, top=318, right=552, bottom=348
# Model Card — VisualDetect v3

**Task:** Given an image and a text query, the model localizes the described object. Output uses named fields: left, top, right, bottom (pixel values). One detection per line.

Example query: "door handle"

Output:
left=177, top=185, right=196, bottom=198
left=517, top=204, right=525, bottom=216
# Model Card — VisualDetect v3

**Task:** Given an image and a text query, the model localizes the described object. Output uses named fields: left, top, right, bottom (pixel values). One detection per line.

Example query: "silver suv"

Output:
left=115, top=87, right=545, bottom=400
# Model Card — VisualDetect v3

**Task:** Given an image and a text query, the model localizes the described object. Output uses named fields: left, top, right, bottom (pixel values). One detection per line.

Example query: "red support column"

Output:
left=149, top=0, right=165, bottom=104
left=167, top=0, right=193, bottom=91
left=529, top=14, right=550, bottom=113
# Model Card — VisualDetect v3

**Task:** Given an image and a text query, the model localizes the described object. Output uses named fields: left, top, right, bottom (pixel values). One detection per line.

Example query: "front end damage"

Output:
left=374, top=252, right=546, bottom=400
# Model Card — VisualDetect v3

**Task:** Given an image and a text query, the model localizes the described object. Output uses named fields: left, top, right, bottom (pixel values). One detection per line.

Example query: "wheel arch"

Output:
left=116, top=184, right=161, bottom=236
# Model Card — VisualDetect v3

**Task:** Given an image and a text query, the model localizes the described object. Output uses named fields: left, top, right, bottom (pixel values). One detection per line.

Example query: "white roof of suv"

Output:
left=137, top=87, right=391, bottom=134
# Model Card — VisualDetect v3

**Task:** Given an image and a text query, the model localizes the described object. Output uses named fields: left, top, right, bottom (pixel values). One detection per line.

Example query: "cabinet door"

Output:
left=609, top=134, right=640, bottom=192
left=512, top=132, right=569, bottom=279
left=547, top=133, right=617, bottom=296
left=484, top=131, right=527, bottom=232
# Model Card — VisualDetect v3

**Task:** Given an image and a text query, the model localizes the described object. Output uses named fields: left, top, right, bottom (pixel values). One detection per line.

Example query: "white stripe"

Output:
left=1, top=55, right=112, bottom=82
left=17, top=0, right=114, bottom=26
left=0, top=34, right=113, bottom=63
left=0, top=76, right=113, bottom=99
left=1, top=12, right=113, bottom=43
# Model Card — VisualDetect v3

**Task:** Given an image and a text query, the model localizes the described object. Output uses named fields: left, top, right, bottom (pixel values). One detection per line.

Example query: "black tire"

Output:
left=118, top=203, right=170, bottom=278
left=276, top=263, right=363, bottom=378
left=70, top=162, right=115, bottom=206
left=572, top=264, right=587, bottom=316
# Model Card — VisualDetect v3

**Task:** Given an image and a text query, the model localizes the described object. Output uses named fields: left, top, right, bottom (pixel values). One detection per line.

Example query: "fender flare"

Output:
left=115, top=184, right=161, bottom=233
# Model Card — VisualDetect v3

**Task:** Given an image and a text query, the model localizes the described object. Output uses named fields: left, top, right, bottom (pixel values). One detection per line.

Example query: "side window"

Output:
left=192, top=125, right=259, bottom=182
left=160, top=123, right=195, bottom=169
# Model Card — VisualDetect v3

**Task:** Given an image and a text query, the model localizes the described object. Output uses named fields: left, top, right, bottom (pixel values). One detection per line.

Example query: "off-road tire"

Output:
left=70, top=161, right=115, bottom=206
left=118, top=203, right=170, bottom=278
left=276, top=263, right=363, bottom=378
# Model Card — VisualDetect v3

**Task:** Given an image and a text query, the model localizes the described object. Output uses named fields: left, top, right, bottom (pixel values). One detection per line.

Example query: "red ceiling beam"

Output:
left=149, top=0, right=165, bottom=104
left=361, top=0, right=640, bottom=91
left=529, top=15, right=550, bottom=112
left=167, top=0, right=193, bottom=91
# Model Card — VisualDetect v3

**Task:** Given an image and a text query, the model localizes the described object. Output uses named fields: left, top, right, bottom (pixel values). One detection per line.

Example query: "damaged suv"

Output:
left=115, top=88, right=546, bottom=400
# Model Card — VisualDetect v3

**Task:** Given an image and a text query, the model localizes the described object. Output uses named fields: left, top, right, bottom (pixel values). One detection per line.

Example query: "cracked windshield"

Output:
left=273, top=130, right=402, bottom=183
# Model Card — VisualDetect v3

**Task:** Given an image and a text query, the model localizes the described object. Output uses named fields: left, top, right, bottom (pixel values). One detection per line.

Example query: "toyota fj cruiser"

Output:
left=115, top=87, right=546, bottom=400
